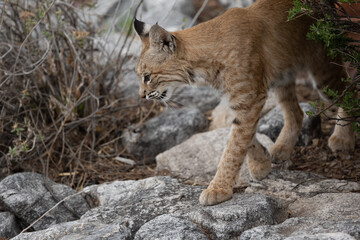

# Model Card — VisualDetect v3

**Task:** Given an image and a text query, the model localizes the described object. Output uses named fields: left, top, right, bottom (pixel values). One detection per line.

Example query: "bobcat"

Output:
left=133, top=0, right=356, bottom=206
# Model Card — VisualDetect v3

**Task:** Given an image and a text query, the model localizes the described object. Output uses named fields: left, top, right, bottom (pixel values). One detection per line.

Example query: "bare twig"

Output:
left=188, top=0, right=209, bottom=28
left=19, top=190, right=86, bottom=234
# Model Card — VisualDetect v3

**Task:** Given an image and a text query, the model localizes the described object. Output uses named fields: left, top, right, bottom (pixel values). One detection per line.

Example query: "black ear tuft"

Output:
left=134, top=18, right=144, bottom=35
left=133, top=18, right=150, bottom=38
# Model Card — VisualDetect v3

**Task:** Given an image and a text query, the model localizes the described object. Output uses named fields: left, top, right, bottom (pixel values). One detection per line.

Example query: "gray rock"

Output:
left=10, top=174, right=359, bottom=240
left=80, top=176, right=203, bottom=234
left=15, top=176, right=286, bottom=239
left=87, top=0, right=194, bottom=31
left=12, top=221, right=132, bottom=240
left=156, top=127, right=229, bottom=185
left=12, top=176, right=201, bottom=239
left=188, top=194, right=286, bottom=240
left=139, top=0, right=194, bottom=31
left=289, top=193, right=360, bottom=220
left=119, top=58, right=141, bottom=99
left=156, top=127, right=273, bottom=185
left=134, top=214, right=208, bottom=240
left=210, top=90, right=277, bottom=130
left=219, top=0, right=256, bottom=8
left=285, top=233, right=357, bottom=240
left=82, top=0, right=123, bottom=27
left=245, top=170, right=360, bottom=204
left=0, top=172, right=89, bottom=231
left=0, top=211, right=21, bottom=239
left=84, top=0, right=193, bottom=30
left=239, top=217, right=360, bottom=240
left=122, top=107, right=208, bottom=162
left=257, top=103, right=321, bottom=146
left=171, top=85, right=220, bottom=112
left=89, top=178, right=287, bottom=240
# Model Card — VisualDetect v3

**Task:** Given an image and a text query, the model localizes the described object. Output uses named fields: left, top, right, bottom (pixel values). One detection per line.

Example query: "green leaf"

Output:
left=305, top=110, right=315, bottom=116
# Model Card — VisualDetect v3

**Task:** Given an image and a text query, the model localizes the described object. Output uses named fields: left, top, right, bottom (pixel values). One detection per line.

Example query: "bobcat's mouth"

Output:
left=155, top=90, right=167, bottom=100
left=147, top=90, right=168, bottom=100
left=160, top=90, right=167, bottom=99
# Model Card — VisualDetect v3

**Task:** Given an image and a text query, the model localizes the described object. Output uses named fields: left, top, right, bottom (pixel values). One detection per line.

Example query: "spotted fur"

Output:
left=133, top=0, right=355, bottom=206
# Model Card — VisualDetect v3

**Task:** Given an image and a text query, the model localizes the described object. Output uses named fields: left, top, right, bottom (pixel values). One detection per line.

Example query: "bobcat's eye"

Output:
left=143, top=74, right=151, bottom=83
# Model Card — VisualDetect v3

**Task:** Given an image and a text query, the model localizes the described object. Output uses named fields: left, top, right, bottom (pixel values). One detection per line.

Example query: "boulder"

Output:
left=156, top=127, right=229, bottom=185
left=134, top=214, right=208, bottom=240
left=0, top=172, right=89, bottom=231
left=239, top=217, right=360, bottom=240
left=11, top=176, right=285, bottom=239
left=210, top=90, right=276, bottom=130
left=80, top=176, right=203, bottom=235
left=83, top=0, right=194, bottom=30
left=86, top=0, right=194, bottom=31
left=257, top=103, right=321, bottom=146
left=122, top=107, right=208, bottom=162
left=118, top=58, right=141, bottom=99
left=171, top=85, right=220, bottom=113
left=85, top=177, right=284, bottom=239
left=82, top=0, right=124, bottom=27
left=0, top=211, right=21, bottom=239
left=187, top=194, right=286, bottom=240
left=12, top=221, right=132, bottom=240
left=156, top=127, right=273, bottom=186
left=289, top=193, right=360, bottom=220
left=14, top=176, right=202, bottom=239
left=8, top=175, right=360, bottom=240
left=219, top=0, right=256, bottom=8
left=139, top=0, right=194, bottom=31
left=245, top=169, right=360, bottom=204
left=80, top=1, right=143, bottom=60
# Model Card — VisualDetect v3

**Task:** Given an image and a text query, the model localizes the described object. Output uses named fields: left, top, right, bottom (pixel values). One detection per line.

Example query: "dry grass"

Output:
left=0, top=0, right=160, bottom=189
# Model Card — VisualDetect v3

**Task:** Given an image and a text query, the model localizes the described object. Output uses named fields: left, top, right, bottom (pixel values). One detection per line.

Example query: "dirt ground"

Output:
left=291, top=84, right=360, bottom=182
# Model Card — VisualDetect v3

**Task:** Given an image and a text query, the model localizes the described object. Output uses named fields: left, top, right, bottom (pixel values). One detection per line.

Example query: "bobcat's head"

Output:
left=133, top=19, right=193, bottom=101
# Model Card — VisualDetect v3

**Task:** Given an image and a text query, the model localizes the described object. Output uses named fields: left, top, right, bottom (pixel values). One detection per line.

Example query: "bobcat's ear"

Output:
left=149, top=24, right=176, bottom=54
left=133, top=18, right=151, bottom=39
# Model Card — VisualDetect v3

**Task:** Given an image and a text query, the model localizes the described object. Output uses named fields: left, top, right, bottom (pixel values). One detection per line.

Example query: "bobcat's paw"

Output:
left=248, top=157, right=271, bottom=180
left=199, top=188, right=233, bottom=206
left=269, top=145, right=293, bottom=169
left=328, top=134, right=355, bottom=153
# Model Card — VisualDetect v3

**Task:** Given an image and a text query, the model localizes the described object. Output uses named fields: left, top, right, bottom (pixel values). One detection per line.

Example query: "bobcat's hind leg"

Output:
left=328, top=107, right=356, bottom=153
left=270, top=83, right=303, bottom=168
left=199, top=84, right=266, bottom=206
left=311, top=56, right=356, bottom=153
left=248, top=137, right=271, bottom=180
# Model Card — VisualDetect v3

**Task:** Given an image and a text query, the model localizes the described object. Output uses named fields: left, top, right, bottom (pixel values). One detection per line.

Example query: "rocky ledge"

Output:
left=0, top=171, right=359, bottom=240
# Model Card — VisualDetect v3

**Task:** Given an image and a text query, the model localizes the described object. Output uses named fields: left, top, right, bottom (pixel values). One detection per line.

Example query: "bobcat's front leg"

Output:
left=199, top=92, right=266, bottom=206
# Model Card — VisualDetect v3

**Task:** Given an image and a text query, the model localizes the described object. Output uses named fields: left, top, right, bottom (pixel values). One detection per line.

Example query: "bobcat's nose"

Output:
left=139, top=89, right=146, bottom=99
